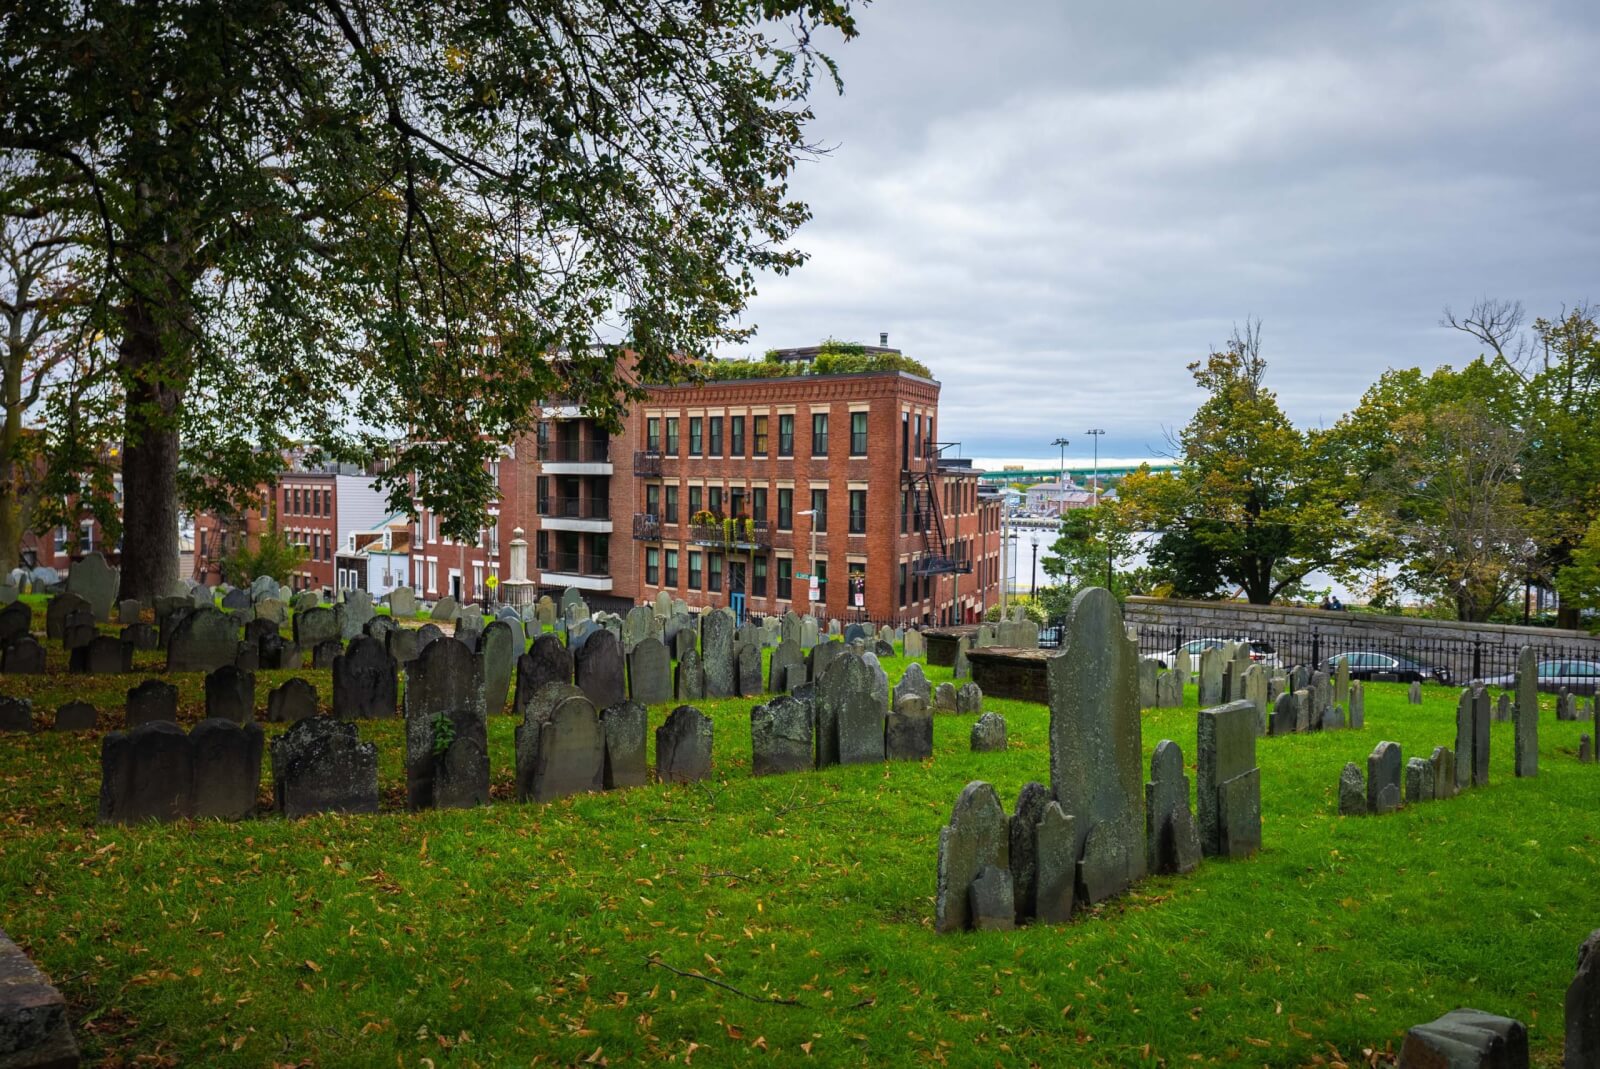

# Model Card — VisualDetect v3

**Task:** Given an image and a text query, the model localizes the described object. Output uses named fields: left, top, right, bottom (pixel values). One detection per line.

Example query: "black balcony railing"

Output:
left=688, top=519, right=771, bottom=550
left=537, top=551, right=610, bottom=577
left=538, top=496, right=611, bottom=520
left=633, top=449, right=664, bottom=477
left=633, top=513, right=663, bottom=541
left=539, top=439, right=611, bottom=463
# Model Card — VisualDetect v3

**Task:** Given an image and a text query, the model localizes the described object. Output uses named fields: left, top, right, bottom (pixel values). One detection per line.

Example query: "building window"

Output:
left=665, top=417, right=680, bottom=454
left=752, top=555, right=767, bottom=597
left=776, top=557, right=792, bottom=600
left=751, top=487, right=767, bottom=523
left=811, top=489, right=827, bottom=532
left=688, top=551, right=702, bottom=589
left=708, top=416, right=723, bottom=456
left=488, top=524, right=499, bottom=555
left=427, top=560, right=438, bottom=593
left=292, top=488, right=302, bottom=514
left=730, top=416, right=745, bottom=456
left=688, top=485, right=702, bottom=515
left=665, top=549, right=679, bottom=587
left=708, top=486, right=722, bottom=516
left=472, top=562, right=484, bottom=597
left=54, top=525, right=67, bottom=553
left=646, top=483, right=660, bottom=518
left=850, top=412, right=868, bottom=455
left=324, top=489, right=332, bottom=516
left=708, top=553, right=723, bottom=592
left=647, top=417, right=661, bottom=453
left=646, top=547, right=660, bottom=586
left=688, top=416, right=703, bottom=456
left=777, top=414, right=794, bottom=456
left=664, top=485, right=679, bottom=524
left=849, top=490, right=867, bottom=533
left=777, top=488, right=793, bottom=530
left=812, top=413, right=828, bottom=456
left=900, top=491, right=909, bottom=534
left=80, top=521, right=94, bottom=552
left=753, top=415, right=769, bottom=455
left=899, top=562, right=908, bottom=606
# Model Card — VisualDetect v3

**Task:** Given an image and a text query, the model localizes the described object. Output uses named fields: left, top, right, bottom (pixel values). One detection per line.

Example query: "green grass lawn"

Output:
left=1, top=630, right=1596, bottom=1066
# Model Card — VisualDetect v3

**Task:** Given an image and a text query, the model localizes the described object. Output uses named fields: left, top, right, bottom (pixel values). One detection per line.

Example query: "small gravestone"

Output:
left=1568, top=929, right=1600, bottom=1069
left=267, top=677, right=319, bottom=723
left=575, top=628, right=626, bottom=711
left=1559, top=690, right=1579, bottom=721
left=970, top=711, right=1007, bottom=752
left=68, top=551, right=119, bottom=620
left=339, top=589, right=375, bottom=640
left=956, top=681, right=983, bottom=715
left=126, top=678, right=178, bottom=727
left=1405, top=756, right=1434, bottom=804
left=429, top=594, right=459, bottom=622
left=903, top=629, right=925, bottom=659
left=528, top=693, right=606, bottom=802
left=675, top=646, right=705, bottom=701
left=1333, top=655, right=1350, bottom=706
left=816, top=653, right=884, bottom=766
left=1, top=635, right=45, bottom=675
left=1582, top=735, right=1594, bottom=764
left=189, top=718, right=265, bottom=820
left=1145, top=739, right=1202, bottom=875
left=477, top=620, right=516, bottom=715
left=1496, top=692, right=1511, bottom=722
left=1137, top=657, right=1158, bottom=709
left=627, top=635, right=672, bottom=706
left=1399, top=1009, right=1527, bottom=1069
left=935, top=781, right=1009, bottom=933
left=843, top=623, right=866, bottom=645
left=311, top=638, right=343, bottom=669
left=515, top=634, right=573, bottom=715
left=1197, top=699, right=1261, bottom=858
left=454, top=608, right=483, bottom=647
left=386, top=626, right=419, bottom=665
left=535, top=595, right=556, bottom=629
left=0, top=695, right=34, bottom=733
left=1156, top=668, right=1183, bottom=709
left=271, top=716, right=379, bottom=817
left=1338, top=762, right=1365, bottom=816
left=1513, top=646, right=1538, bottom=778
left=45, top=592, right=89, bottom=640
left=887, top=695, right=933, bottom=761
left=1078, top=821, right=1133, bottom=906
left=969, top=866, right=1016, bottom=932
left=221, top=587, right=252, bottom=611
left=700, top=610, right=737, bottom=698
left=363, top=614, right=397, bottom=645
left=751, top=695, right=814, bottom=776
left=768, top=637, right=804, bottom=694
left=933, top=681, right=957, bottom=713
left=122, top=621, right=158, bottom=651
left=53, top=701, right=98, bottom=731
left=894, top=662, right=932, bottom=708
left=61, top=609, right=97, bottom=653
left=293, top=605, right=339, bottom=650
left=119, top=598, right=143, bottom=624
left=1007, top=783, right=1052, bottom=925
left=1197, top=646, right=1223, bottom=706
left=655, top=704, right=713, bottom=784
left=735, top=641, right=763, bottom=697
left=204, top=664, right=255, bottom=723
left=808, top=638, right=843, bottom=685
left=385, top=587, right=416, bottom=618
left=1348, top=681, right=1365, bottom=729
left=1431, top=746, right=1458, bottom=800
left=1367, top=741, right=1402, bottom=814
left=0, top=600, right=31, bottom=645
left=167, top=607, right=240, bottom=673
left=98, top=721, right=191, bottom=822
left=402, top=638, right=488, bottom=810
left=599, top=700, right=648, bottom=789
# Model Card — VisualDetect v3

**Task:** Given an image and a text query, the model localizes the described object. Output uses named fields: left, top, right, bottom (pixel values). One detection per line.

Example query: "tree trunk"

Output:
left=117, top=301, right=183, bottom=601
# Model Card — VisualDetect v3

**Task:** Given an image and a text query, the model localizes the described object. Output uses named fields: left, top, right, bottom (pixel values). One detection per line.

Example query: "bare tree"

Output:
left=1441, top=298, right=1533, bottom=373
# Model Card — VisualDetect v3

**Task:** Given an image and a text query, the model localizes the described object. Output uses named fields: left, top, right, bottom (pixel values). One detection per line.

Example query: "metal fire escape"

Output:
left=907, top=442, right=973, bottom=576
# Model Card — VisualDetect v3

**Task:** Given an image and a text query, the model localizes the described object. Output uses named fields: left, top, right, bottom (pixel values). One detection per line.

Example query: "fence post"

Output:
left=1472, top=637, right=1482, bottom=681
left=1311, top=630, right=1321, bottom=668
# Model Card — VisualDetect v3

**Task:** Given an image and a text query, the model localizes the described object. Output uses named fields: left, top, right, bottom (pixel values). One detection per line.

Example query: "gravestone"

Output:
left=97, top=721, right=191, bottom=823
left=1241, top=664, right=1269, bottom=731
left=254, top=597, right=287, bottom=625
left=893, top=662, right=932, bottom=709
left=0, top=599, right=31, bottom=646
left=249, top=575, right=279, bottom=602
left=1583, top=735, right=1594, bottom=764
left=61, top=609, right=97, bottom=653
left=1431, top=746, right=1458, bottom=800
left=954, top=640, right=973, bottom=680
left=1408, top=680, right=1422, bottom=705
left=655, top=704, right=713, bottom=783
left=45, top=592, right=89, bottom=640
left=513, top=682, right=585, bottom=801
left=536, top=595, right=556, bottom=630
left=816, top=653, right=884, bottom=766
left=1496, top=692, right=1511, bottom=722
left=363, top=614, right=397, bottom=645
left=903, top=628, right=925, bottom=659
left=1399, top=1009, right=1527, bottom=1069
left=387, top=587, right=417, bottom=617
left=429, top=594, right=459, bottom=622
left=267, top=677, right=319, bottom=723
left=454, top=607, right=484, bottom=647
left=701, top=609, right=737, bottom=698
left=1367, top=741, right=1402, bottom=814
left=67, top=550, right=119, bottom=620
left=125, top=678, right=178, bottom=726
left=675, top=646, right=705, bottom=701
left=293, top=605, right=339, bottom=651
left=627, top=636, right=673, bottom=706
left=122, top=621, right=158, bottom=652
left=332, top=635, right=398, bottom=719
left=1197, top=699, right=1261, bottom=858
left=515, top=634, right=573, bottom=715
left=887, top=695, right=933, bottom=761
left=956, top=681, right=983, bottom=715
left=970, top=712, right=1007, bottom=752
left=751, top=695, right=815, bottom=776
left=1338, top=762, right=1365, bottom=816
left=843, top=623, right=866, bottom=645
left=933, top=681, right=957, bottom=713
left=221, top=587, right=252, bottom=611
left=1334, top=655, right=1350, bottom=707
left=735, top=641, right=763, bottom=697
left=167, top=606, right=240, bottom=673
left=1349, top=681, right=1365, bottom=729
left=1046, top=587, right=1146, bottom=902
left=1197, top=646, right=1223, bottom=706
left=189, top=718, right=265, bottom=820
left=599, top=700, right=649, bottom=789
left=969, top=866, right=1016, bottom=931
left=1405, top=756, right=1435, bottom=804
left=204, top=664, right=255, bottom=723
left=71, top=634, right=131, bottom=675
left=339, top=589, right=375, bottom=641
left=1138, top=657, right=1158, bottom=709
left=575, top=628, right=626, bottom=710
left=292, top=590, right=320, bottom=613
left=311, top=638, right=343, bottom=669
left=768, top=637, right=804, bottom=694
left=1513, top=646, right=1538, bottom=777
left=1145, top=739, right=1202, bottom=875
left=624, top=605, right=655, bottom=651
left=53, top=701, right=97, bottom=731
left=271, top=716, right=379, bottom=817
left=1568, top=929, right=1600, bottom=1069
left=1, top=635, right=45, bottom=675
left=119, top=597, right=143, bottom=624
left=934, top=781, right=1009, bottom=933
left=527, top=693, right=606, bottom=803
left=0, top=695, right=33, bottom=733
left=808, top=638, right=843, bottom=685
left=402, top=638, right=488, bottom=810
left=478, top=620, right=516, bottom=715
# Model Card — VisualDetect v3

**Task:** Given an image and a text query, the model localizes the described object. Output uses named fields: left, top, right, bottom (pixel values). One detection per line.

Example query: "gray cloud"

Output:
left=725, top=0, right=1600, bottom=462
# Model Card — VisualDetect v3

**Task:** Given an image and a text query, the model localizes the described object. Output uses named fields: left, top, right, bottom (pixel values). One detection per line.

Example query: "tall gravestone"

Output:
left=1367, top=741, right=1402, bottom=814
left=1047, top=587, right=1145, bottom=903
left=627, top=636, right=672, bottom=706
left=735, top=641, right=763, bottom=697
left=599, top=700, right=648, bottom=789
left=1568, top=928, right=1600, bottom=1069
left=67, top=550, right=119, bottom=621
left=203, top=665, right=255, bottom=723
left=675, top=646, right=705, bottom=701
left=701, top=608, right=736, bottom=698
left=655, top=704, right=713, bottom=783
left=934, top=781, right=1010, bottom=933
left=332, top=635, right=399, bottom=719
left=1513, top=645, right=1538, bottom=777
left=528, top=693, right=606, bottom=803
left=1197, top=646, right=1223, bottom=707
left=402, top=638, right=488, bottom=810
left=816, top=652, right=885, bottom=766
left=1196, top=699, right=1261, bottom=859
left=575, top=628, right=626, bottom=710
left=515, top=634, right=573, bottom=716
left=167, top=606, right=239, bottom=673
left=478, top=620, right=516, bottom=715
left=514, top=681, right=585, bottom=801
left=768, top=637, right=804, bottom=694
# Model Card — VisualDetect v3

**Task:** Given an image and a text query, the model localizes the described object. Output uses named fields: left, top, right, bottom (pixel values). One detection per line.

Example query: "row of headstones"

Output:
left=935, top=589, right=1263, bottom=932
left=973, top=613, right=1041, bottom=651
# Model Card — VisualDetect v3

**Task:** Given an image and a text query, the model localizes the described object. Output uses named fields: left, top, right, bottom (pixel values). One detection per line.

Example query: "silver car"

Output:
left=1480, top=659, right=1600, bottom=696
left=1155, top=637, right=1281, bottom=670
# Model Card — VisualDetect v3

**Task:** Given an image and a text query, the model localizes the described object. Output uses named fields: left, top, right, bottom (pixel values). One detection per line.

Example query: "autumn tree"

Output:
left=1, top=0, right=858, bottom=598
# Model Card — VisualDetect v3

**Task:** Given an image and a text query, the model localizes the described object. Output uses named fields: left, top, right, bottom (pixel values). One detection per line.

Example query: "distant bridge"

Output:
left=977, top=463, right=1178, bottom=483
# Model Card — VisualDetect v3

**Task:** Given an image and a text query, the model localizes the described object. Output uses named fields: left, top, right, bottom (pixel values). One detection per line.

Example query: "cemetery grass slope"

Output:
left=2, top=646, right=1597, bottom=1066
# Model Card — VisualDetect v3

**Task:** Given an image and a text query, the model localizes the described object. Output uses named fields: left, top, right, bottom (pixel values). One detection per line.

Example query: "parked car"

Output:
left=1325, top=651, right=1451, bottom=686
left=1156, top=637, right=1280, bottom=670
left=1479, top=659, right=1600, bottom=696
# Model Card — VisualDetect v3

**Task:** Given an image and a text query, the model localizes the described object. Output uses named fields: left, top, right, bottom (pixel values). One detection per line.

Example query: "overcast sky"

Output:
left=726, top=0, right=1600, bottom=464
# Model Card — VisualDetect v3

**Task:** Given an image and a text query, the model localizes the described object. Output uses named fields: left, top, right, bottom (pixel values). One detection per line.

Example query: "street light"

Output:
left=1051, top=437, right=1070, bottom=514
left=1030, top=531, right=1040, bottom=599
left=796, top=509, right=818, bottom=613
left=1085, top=429, right=1105, bottom=507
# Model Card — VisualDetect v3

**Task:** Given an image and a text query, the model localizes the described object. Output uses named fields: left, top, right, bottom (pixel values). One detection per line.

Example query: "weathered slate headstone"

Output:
left=1405, top=756, right=1435, bottom=804
left=1334, top=655, right=1350, bottom=707
left=0, top=695, right=33, bottom=733
left=1583, top=735, right=1594, bottom=764
left=768, top=637, right=803, bottom=694
left=1197, top=699, right=1261, bottom=858
left=60, top=608, right=97, bottom=654
left=338, top=589, right=375, bottom=641
left=1513, top=646, right=1538, bottom=777
left=402, top=638, right=488, bottom=810
left=627, top=635, right=673, bottom=706
left=1145, top=739, right=1202, bottom=875
left=1241, top=663, right=1269, bottom=732
left=67, top=550, right=119, bottom=620
left=45, top=591, right=89, bottom=640
left=1137, top=657, right=1159, bottom=709
left=221, top=587, right=252, bottom=612
left=655, top=704, right=713, bottom=783
left=53, top=700, right=97, bottom=731
left=1399, top=1009, right=1528, bottom=1069
left=1348, top=681, right=1365, bottom=729
left=969, top=866, right=1016, bottom=931
left=125, top=678, right=178, bottom=727
left=266, top=677, right=319, bottom=723
left=952, top=640, right=971, bottom=680
left=526, top=693, right=606, bottom=802
left=970, top=711, right=1007, bottom=752
left=735, top=641, right=763, bottom=697
left=387, top=587, right=417, bottom=617
left=1568, top=929, right=1600, bottom=1069
left=477, top=620, right=516, bottom=715
left=1197, top=646, right=1223, bottom=706
left=1367, top=740, right=1402, bottom=814
left=894, top=662, right=932, bottom=707
left=293, top=604, right=339, bottom=651
left=98, top=721, right=190, bottom=823
left=575, top=628, right=626, bottom=710
left=515, top=634, right=573, bottom=715
left=162, top=606, right=235, bottom=673
left=429, top=594, right=459, bottom=622
left=932, top=681, right=957, bottom=713
left=599, top=700, right=648, bottom=789
left=0, top=599, right=31, bottom=646
left=903, top=628, right=925, bottom=659
left=271, top=716, right=379, bottom=817
left=816, top=652, right=885, bottom=766
left=674, top=646, right=705, bottom=701
left=1431, top=745, right=1458, bottom=800
left=186, top=718, right=265, bottom=820
left=807, top=638, right=842, bottom=685
left=328, top=635, right=397, bottom=720
left=204, top=664, right=255, bottom=723
left=956, top=681, right=983, bottom=715
left=1496, top=692, right=1511, bottom=722
left=1, top=635, right=45, bottom=675
left=1338, top=762, right=1365, bottom=815
left=887, top=694, right=933, bottom=761
left=513, top=681, right=584, bottom=801
left=751, top=695, right=815, bottom=776
left=1047, top=587, right=1145, bottom=901
left=935, top=781, right=1009, bottom=933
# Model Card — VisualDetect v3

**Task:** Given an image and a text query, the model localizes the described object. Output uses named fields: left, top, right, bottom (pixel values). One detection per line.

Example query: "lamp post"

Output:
left=1030, top=531, right=1040, bottom=599
left=1051, top=436, right=1070, bottom=515
left=796, top=509, right=818, bottom=615
left=1085, top=429, right=1105, bottom=507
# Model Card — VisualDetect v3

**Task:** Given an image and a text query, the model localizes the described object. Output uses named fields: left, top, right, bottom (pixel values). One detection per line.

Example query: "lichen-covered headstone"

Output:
left=751, top=694, right=815, bottom=776
left=627, top=635, right=672, bottom=706
left=675, top=646, right=704, bottom=701
left=768, top=637, right=803, bottom=695
left=970, top=711, right=1007, bottom=752
left=903, top=628, right=925, bottom=659
left=167, top=606, right=239, bottom=673
left=1197, top=699, right=1260, bottom=858
left=1431, top=746, right=1458, bottom=800
left=515, top=634, right=573, bottom=715
left=933, top=681, right=957, bottom=713
left=701, top=608, right=736, bottom=698
left=271, top=716, right=379, bottom=818
left=956, top=681, right=983, bottom=715
left=402, top=638, right=488, bottom=810
left=339, top=589, right=374, bottom=641
left=1367, top=740, right=1402, bottom=814
left=735, top=641, right=763, bottom=697
left=1338, top=762, right=1365, bottom=816
left=599, top=700, right=648, bottom=789
left=655, top=704, right=713, bottom=783
left=886, top=694, right=932, bottom=761
left=528, top=693, right=605, bottom=802
left=816, top=652, right=884, bottom=766
left=934, top=781, right=1009, bottom=933
left=1145, top=739, right=1202, bottom=875
left=1197, top=645, right=1223, bottom=706
left=1348, top=681, right=1365, bottom=729
left=477, top=620, right=516, bottom=715
left=1405, top=756, right=1434, bottom=804
left=1513, top=646, right=1538, bottom=777
left=293, top=605, right=339, bottom=651
left=429, top=594, right=459, bottom=622
left=67, top=550, right=119, bottom=621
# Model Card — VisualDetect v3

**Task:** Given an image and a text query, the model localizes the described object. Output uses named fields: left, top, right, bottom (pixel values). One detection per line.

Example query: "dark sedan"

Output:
left=1325, top=651, right=1452, bottom=686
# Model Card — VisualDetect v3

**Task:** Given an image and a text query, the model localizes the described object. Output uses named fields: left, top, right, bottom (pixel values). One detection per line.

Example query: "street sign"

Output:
left=485, top=575, right=499, bottom=589
left=795, top=572, right=824, bottom=581
left=808, top=576, right=820, bottom=596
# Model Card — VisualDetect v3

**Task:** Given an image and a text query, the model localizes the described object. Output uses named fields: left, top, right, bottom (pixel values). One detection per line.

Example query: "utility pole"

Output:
left=1030, top=532, right=1039, bottom=599
left=1086, top=429, right=1105, bottom=507
left=1051, top=437, right=1070, bottom=515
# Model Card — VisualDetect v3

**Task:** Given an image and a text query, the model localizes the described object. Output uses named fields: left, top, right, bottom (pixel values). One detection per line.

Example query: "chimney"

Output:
left=879, top=332, right=888, bottom=347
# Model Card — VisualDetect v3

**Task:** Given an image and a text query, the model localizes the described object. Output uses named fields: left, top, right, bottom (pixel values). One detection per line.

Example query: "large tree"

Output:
left=1, top=0, right=858, bottom=598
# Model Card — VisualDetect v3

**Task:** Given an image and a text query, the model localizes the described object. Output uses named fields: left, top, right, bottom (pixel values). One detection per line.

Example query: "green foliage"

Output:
left=220, top=521, right=307, bottom=587
left=430, top=712, right=456, bottom=759
left=662, top=339, right=933, bottom=383
left=1041, top=507, right=1146, bottom=606
left=1554, top=515, right=1600, bottom=630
